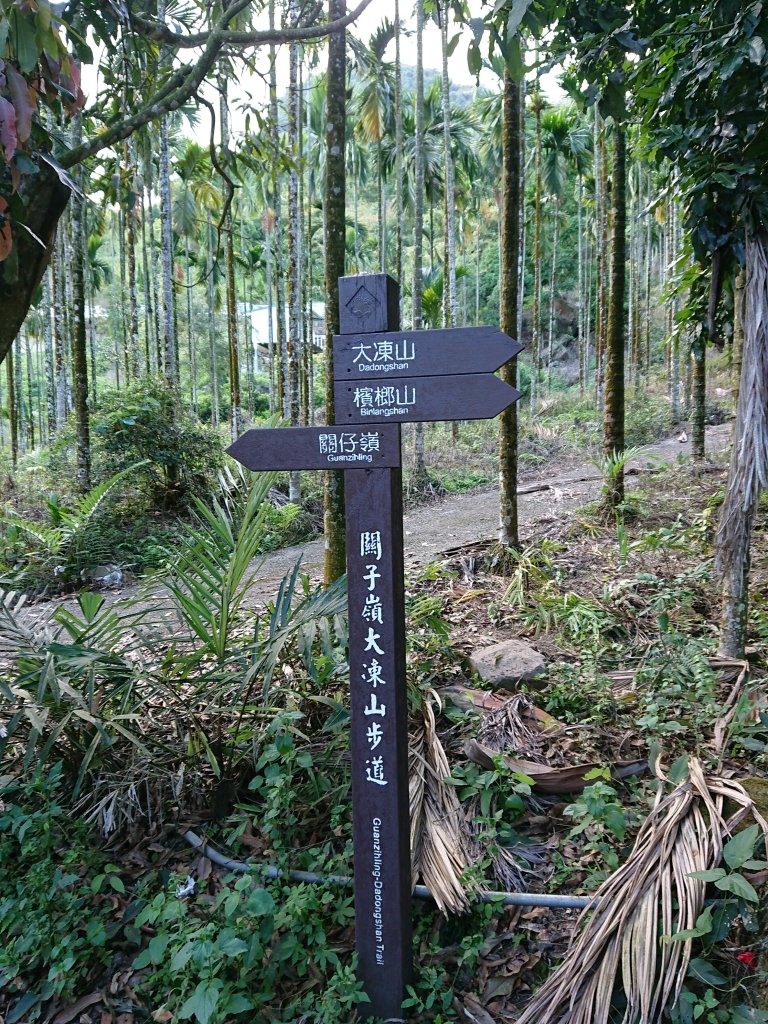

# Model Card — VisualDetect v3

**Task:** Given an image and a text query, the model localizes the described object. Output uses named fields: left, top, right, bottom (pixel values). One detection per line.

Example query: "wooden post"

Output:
left=338, top=274, right=412, bottom=1020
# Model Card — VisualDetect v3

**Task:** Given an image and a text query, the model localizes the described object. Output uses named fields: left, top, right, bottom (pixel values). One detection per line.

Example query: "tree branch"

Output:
left=58, top=0, right=373, bottom=170
left=130, top=0, right=373, bottom=50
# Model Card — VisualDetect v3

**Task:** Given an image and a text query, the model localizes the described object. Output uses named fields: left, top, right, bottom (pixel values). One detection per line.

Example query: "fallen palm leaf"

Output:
left=514, top=757, right=768, bottom=1024
left=409, top=691, right=474, bottom=913
left=465, top=738, right=646, bottom=795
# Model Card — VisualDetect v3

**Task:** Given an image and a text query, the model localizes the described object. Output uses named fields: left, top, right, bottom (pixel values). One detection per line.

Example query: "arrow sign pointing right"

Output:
left=335, top=372, right=522, bottom=425
left=333, top=325, right=523, bottom=380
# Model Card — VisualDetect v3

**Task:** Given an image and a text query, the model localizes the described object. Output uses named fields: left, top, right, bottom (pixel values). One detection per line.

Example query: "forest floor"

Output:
left=36, top=421, right=733, bottom=621
left=6, top=417, right=768, bottom=1024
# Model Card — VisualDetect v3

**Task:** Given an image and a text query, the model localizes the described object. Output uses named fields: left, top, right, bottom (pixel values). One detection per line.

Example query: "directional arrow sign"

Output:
left=334, top=325, right=523, bottom=380
left=335, top=372, right=521, bottom=425
left=226, top=425, right=401, bottom=471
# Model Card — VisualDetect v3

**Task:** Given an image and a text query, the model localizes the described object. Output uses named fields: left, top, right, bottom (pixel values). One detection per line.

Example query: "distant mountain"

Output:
left=399, top=65, right=479, bottom=108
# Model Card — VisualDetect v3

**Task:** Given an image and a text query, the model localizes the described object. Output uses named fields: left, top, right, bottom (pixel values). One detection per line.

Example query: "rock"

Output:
left=468, top=639, right=546, bottom=690
left=89, top=564, right=123, bottom=588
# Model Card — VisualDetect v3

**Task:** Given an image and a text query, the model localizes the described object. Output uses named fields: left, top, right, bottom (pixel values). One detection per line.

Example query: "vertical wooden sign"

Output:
left=339, top=274, right=412, bottom=1020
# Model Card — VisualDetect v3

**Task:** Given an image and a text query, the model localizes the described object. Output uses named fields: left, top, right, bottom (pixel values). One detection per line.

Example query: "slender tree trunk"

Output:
left=577, top=173, right=584, bottom=390
left=159, top=115, right=176, bottom=383
left=14, top=338, right=25, bottom=454
left=144, top=134, right=163, bottom=373
left=394, top=0, right=404, bottom=317
left=441, top=0, right=457, bottom=331
left=139, top=182, right=153, bottom=373
left=70, top=113, right=91, bottom=490
left=669, top=206, right=682, bottom=422
left=125, top=142, right=140, bottom=379
left=186, top=235, right=198, bottom=411
left=322, top=0, right=347, bottom=585
left=644, top=169, right=653, bottom=377
left=530, top=93, right=542, bottom=416
left=691, top=338, right=706, bottom=459
left=412, top=0, right=427, bottom=481
left=219, top=76, right=242, bottom=442
left=270, top=0, right=288, bottom=418
left=52, top=240, right=68, bottom=426
left=546, top=198, right=560, bottom=389
left=206, top=219, right=219, bottom=428
left=352, top=145, right=361, bottom=270
left=596, top=112, right=609, bottom=409
left=499, top=69, right=521, bottom=549
left=43, top=270, right=56, bottom=441
left=264, top=203, right=275, bottom=413
left=716, top=231, right=768, bottom=657
left=6, top=349, right=17, bottom=467
left=287, top=12, right=302, bottom=498
left=732, top=266, right=746, bottom=412
left=603, top=123, right=626, bottom=511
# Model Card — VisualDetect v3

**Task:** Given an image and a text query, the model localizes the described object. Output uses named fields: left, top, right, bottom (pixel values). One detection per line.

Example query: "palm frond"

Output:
left=515, top=758, right=767, bottom=1024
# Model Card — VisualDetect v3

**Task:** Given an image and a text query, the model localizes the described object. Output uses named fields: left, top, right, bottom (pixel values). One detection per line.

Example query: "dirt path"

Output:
left=36, top=424, right=733, bottom=619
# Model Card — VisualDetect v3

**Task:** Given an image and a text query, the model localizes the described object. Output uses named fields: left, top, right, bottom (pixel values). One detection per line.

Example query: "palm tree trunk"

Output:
left=603, top=124, right=626, bottom=511
left=125, top=142, right=140, bottom=379
left=732, top=266, right=745, bottom=411
left=159, top=115, right=176, bottom=383
left=412, top=0, right=427, bottom=481
left=322, top=0, right=347, bottom=585
left=716, top=230, right=768, bottom=657
left=530, top=93, right=542, bottom=416
left=287, top=13, right=302, bottom=498
left=440, top=0, right=457, bottom=330
left=206, top=219, right=219, bottom=428
left=6, top=348, right=17, bottom=467
left=546, top=198, right=560, bottom=389
left=394, top=0, right=404, bottom=315
left=43, top=269, right=56, bottom=440
left=499, top=68, right=521, bottom=549
left=140, top=182, right=153, bottom=373
left=269, top=0, right=288, bottom=418
left=52, top=237, right=68, bottom=426
left=219, top=76, right=242, bottom=441
left=71, top=112, right=91, bottom=490
left=186, top=235, right=198, bottom=412
left=597, top=112, right=609, bottom=410
left=352, top=145, right=361, bottom=270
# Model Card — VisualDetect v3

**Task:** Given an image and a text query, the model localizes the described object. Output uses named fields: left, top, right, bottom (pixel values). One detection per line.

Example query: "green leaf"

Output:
left=147, top=932, right=170, bottom=964
left=179, top=981, right=221, bottom=1024
left=217, top=931, right=248, bottom=957
left=9, top=8, right=38, bottom=74
left=669, top=754, right=690, bottom=785
left=687, top=958, right=728, bottom=986
left=670, top=905, right=713, bottom=941
left=247, top=888, right=275, bottom=916
left=714, top=872, right=759, bottom=903
left=222, top=995, right=254, bottom=1015
left=722, top=824, right=760, bottom=870
left=689, top=869, right=726, bottom=882
left=467, top=42, right=482, bottom=76
left=506, top=0, right=534, bottom=38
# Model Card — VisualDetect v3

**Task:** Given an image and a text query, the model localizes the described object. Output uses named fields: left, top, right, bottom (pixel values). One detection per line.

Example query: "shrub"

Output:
left=89, top=378, right=223, bottom=509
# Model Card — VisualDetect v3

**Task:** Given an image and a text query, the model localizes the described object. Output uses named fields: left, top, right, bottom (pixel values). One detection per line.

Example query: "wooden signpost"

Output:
left=226, top=273, right=523, bottom=1023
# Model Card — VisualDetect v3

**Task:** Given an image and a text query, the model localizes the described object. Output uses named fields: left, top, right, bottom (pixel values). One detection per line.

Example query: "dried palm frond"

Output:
left=477, top=692, right=563, bottom=766
left=409, top=691, right=474, bottom=914
left=515, top=758, right=768, bottom=1024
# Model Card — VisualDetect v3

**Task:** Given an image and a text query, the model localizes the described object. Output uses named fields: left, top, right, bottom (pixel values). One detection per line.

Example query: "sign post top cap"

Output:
left=339, top=273, right=400, bottom=335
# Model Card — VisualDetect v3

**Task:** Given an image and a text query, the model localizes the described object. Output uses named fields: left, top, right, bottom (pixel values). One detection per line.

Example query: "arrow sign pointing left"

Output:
left=226, top=425, right=402, bottom=471
left=335, top=373, right=522, bottom=425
